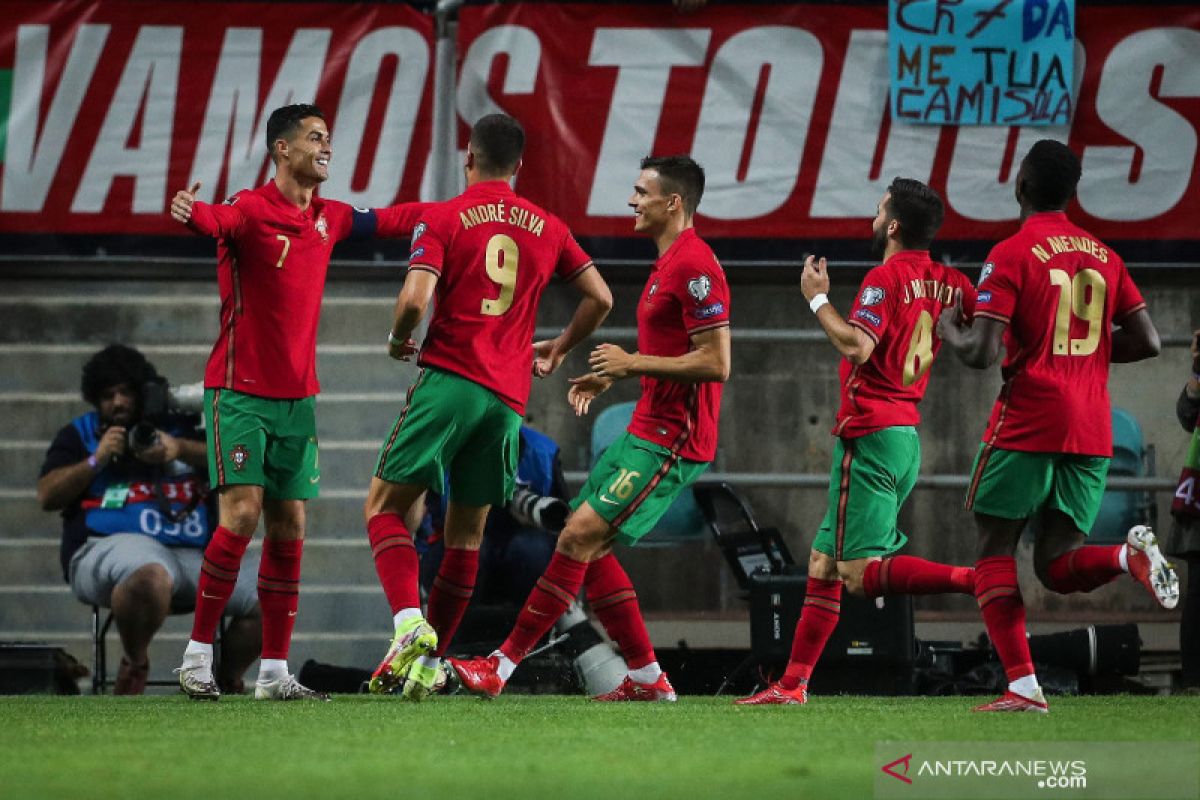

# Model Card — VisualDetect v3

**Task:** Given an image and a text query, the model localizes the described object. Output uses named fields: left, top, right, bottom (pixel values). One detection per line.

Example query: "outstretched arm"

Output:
left=169, top=180, right=243, bottom=238
left=534, top=267, right=614, bottom=377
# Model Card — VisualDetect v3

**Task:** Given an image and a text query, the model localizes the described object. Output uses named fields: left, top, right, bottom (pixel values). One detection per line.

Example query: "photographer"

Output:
left=37, top=345, right=260, bottom=694
left=1169, top=330, right=1200, bottom=693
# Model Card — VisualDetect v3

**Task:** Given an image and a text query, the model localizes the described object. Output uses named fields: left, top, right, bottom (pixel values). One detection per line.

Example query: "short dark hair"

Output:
left=81, top=345, right=159, bottom=407
left=885, top=177, right=944, bottom=250
left=1020, top=139, right=1081, bottom=211
left=265, top=103, right=325, bottom=162
left=470, top=114, right=525, bottom=176
left=640, top=155, right=705, bottom=216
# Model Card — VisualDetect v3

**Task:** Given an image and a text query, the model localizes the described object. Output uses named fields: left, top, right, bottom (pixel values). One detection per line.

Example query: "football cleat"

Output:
left=972, top=688, right=1049, bottom=714
left=734, top=681, right=808, bottom=706
left=447, top=655, right=505, bottom=699
left=175, top=654, right=220, bottom=701
left=254, top=674, right=331, bottom=701
left=1125, top=525, right=1180, bottom=610
left=592, top=673, right=677, bottom=702
left=368, top=617, right=438, bottom=694
left=401, top=658, right=445, bottom=702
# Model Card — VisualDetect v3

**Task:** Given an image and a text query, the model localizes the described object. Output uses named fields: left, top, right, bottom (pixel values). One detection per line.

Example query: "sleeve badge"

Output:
left=859, top=286, right=885, bottom=306
left=687, top=275, right=712, bottom=303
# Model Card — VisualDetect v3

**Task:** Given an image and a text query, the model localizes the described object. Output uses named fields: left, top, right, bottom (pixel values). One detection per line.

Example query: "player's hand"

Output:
left=936, top=289, right=968, bottom=340
left=532, top=339, right=565, bottom=378
left=567, top=373, right=613, bottom=416
left=134, top=430, right=179, bottom=465
left=589, top=343, right=635, bottom=380
left=170, top=181, right=202, bottom=224
left=388, top=335, right=419, bottom=362
left=800, top=255, right=830, bottom=301
left=95, top=426, right=127, bottom=466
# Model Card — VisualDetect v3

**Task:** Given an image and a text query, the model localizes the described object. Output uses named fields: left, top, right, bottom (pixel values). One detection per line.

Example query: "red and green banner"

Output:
left=0, top=0, right=433, bottom=235
left=1, top=1, right=1198, bottom=255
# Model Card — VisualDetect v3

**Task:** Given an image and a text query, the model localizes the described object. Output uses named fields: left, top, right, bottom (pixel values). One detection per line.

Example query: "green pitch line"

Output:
left=1, top=694, right=1197, bottom=800
left=0, top=68, right=9, bottom=164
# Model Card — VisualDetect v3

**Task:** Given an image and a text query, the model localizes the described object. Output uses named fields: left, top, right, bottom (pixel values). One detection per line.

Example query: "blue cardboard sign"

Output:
left=889, top=0, right=1075, bottom=125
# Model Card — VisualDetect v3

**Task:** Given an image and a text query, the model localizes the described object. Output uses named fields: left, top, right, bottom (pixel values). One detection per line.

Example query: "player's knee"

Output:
left=117, top=563, right=172, bottom=605
left=557, top=524, right=603, bottom=561
left=222, top=497, right=261, bottom=536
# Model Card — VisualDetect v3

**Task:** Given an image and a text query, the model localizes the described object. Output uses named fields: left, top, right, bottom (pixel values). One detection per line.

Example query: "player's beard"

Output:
left=869, top=224, right=888, bottom=261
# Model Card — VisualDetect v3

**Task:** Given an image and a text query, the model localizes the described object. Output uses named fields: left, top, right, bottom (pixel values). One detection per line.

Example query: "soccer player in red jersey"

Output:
left=738, top=179, right=979, bottom=706
left=168, top=104, right=427, bottom=701
left=938, top=140, right=1174, bottom=713
left=364, top=114, right=613, bottom=699
left=449, top=155, right=731, bottom=701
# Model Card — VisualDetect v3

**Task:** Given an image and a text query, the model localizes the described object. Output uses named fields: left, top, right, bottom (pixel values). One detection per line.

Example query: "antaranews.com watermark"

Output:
left=875, top=742, right=1199, bottom=799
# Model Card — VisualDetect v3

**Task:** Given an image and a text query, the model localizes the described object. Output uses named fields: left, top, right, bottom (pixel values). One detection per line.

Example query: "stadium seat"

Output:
left=1090, top=407, right=1155, bottom=544
left=91, top=606, right=224, bottom=695
left=693, top=482, right=795, bottom=590
left=589, top=401, right=706, bottom=544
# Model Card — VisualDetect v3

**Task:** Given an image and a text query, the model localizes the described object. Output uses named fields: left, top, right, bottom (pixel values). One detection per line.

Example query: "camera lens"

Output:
left=127, top=422, right=158, bottom=451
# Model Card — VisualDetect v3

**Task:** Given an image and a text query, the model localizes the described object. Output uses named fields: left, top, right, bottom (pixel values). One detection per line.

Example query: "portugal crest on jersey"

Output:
left=230, top=444, right=251, bottom=472
left=687, top=275, right=711, bottom=303
left=315, top=213, right=329, bottom=242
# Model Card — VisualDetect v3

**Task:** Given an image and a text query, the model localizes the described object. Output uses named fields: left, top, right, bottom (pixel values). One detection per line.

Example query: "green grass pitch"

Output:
left=2, top=694, right=1196, bottom=799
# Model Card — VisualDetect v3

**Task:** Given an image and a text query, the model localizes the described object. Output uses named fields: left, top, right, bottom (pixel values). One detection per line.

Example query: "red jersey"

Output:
left=408, top=180, right=593, bottom=415
left=190, top=181, right=426, bottom=398
left=836, top=251, right=976, bottom=438
left=628, top=229, right=730, bottom=463
left=973, top=211, right=1146, bottom=456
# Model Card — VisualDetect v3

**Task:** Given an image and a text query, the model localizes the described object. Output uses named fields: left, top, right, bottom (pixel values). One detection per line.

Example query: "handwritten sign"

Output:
left=889, top=0, right=1075, bottom=125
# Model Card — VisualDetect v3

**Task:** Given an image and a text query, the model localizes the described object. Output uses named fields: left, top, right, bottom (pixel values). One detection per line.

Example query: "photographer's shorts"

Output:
left=205, top=388, right=319, bottom=500
left=812, top=427, right=918, bottom=562
left=374, top=368, right=521, bottom=507
left=572, top=432, right=708, bottom=546
left=69, top=533, right=259, bottom=615
left=965, top=444, right=1110, bottom=533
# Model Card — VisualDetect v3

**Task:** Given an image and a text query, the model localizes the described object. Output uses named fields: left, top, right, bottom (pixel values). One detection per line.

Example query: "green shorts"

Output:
left=573, top=432, right=709, bottom=546
left=204, top=388, right=319, bottom=500
left=374, top=368, right=521, bottom=507
left=812, top=427, right=920, bottom=561
left=965, top=444, right=1110, bottom=533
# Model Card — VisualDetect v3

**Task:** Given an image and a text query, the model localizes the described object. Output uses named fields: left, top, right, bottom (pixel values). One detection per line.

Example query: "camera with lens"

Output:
left=126, top=377, right=203, bottom=453
left=508, top=487, right=570, bottom=532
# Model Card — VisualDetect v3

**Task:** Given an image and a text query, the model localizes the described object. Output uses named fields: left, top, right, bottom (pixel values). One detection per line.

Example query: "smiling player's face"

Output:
left=628, top=169, right=674, bottom=235
left=281, top=117, right=332, bottom=185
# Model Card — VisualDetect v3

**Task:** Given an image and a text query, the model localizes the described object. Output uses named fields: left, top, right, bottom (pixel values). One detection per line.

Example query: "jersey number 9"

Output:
left=481, top=234, right=520, bottom=316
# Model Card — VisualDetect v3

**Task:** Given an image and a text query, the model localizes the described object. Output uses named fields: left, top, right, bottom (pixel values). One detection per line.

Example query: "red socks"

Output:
left=191, top=526, right=251, bottom=644
left=367, top=513, right=420, bottom=614
left=585, top=553, right=655, bottom=669
left=975, top=556, right=1035, bottom=682
left=258, top=539, right=303, bottom=660
left=780, top=578, right=842, bottom=690
left=500, top=551, right=588, bottom=663
left=1045, top=546, right=1123, bottom=593
left=862, top=556, right=975, bottom=597
left=427, top=547, right=479, bottom=656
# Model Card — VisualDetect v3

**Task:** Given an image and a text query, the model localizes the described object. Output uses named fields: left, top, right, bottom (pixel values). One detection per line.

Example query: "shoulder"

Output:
left=859, top=263, right=901, bottom=294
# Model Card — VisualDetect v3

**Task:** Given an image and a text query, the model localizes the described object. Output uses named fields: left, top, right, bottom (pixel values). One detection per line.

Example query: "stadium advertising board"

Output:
left=0, top=1, right=433, bottom=235
left=0, top=1, right=1197, bottom=260
left=457, top=3, right=1200, bottom=251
